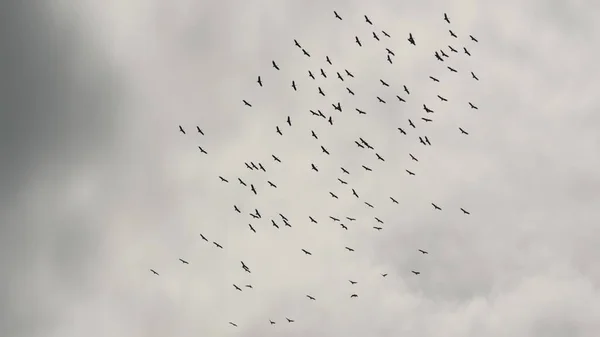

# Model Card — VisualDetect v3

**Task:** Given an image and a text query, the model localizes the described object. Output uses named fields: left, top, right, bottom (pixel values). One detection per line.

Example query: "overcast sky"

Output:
left=2, top=0, right=600, bottom=336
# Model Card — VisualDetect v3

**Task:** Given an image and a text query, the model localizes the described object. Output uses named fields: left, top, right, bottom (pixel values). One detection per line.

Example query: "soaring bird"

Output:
left=375, top=217, right=383, bottom=224
left=302, top=48, right=310, bottom=57
left=345, top=69, right=354, bottom=77
left=341, top=167, right=350, bottom=174
left=286, top=318, right=295, bottom=323
left=248, top=224, right=256, bottom=233
left=409, top=153, right=418, bottom=162
left=387, top=54, right=393, bottom=64
left=419, top=137, right=426, bottom=145
left=409, top=119, right=415, bottom=128
left=318, top=87, right=325, bottom=96
left=398, top=127, right=406, bottom=135
left=308, top=70, right=315, bottom=79
left=271, top=220, right=279, bottom=228
left=438, top=95, right=448, bottom=101
left=328, top=116, right=334, bottom=125
left=326, top=55, right=332, bottom=65
left=200, top=233, right=209, bottom=242
left=444, top=13, right=450, bottom=23
left=238, top=178, right=247, bottom=186
left=346, top=87, right=355, bottom=96
left=310, top=130, right=318, bottom=140
left=377, top=96, right=386, bottom=104
left=364, top=15, right=372, bottom=25
left=179, top=125, right=186, bottom=134
left=449, top=45, right=458, bottom=53
left=435, top=51, right=444, bottom=62
left=321, top=146, right=330, bottom=155
left=449, top=30, right=457, bottom=38
left=332, top=102, right=342, bottom=111
left=306, top=294, right=316, bottom=300
left=373, top=31, right=380, bottom=41
left=412, top=271, right=421, bottom=275
left=243, top=100, right=252, bottom=107
left=340, top=223, right=348, bottom=230
left=422, top=117, right=433, bottom=122
left=294, top=39, right=301, bottom=48
left=469, top=102, right=479, bottom=109
left=396, top=95, right=406, bottom=102
left=376, top=153, right=385, bottom=161
left=233, top=284, right=242, bottom=291
left=355, top=141, right=365, bottom=148
left=418, top=249, right=429, bottom=254
left=272, top=60, right=280, bottom=70
left=309, top=216, right=317, bottom=224
left=430, top=76, right=440, bottom=82
left=447, top=66, right=458, bottom=72
left=356, top=108, right=366, bottom=115
left=470, top=35, right=478, bottom=42
left=464, top=47, right=471, bottom=56
left=272, top=154, right=281, bottom=162
left=330, top=192, right=339, bottom=199
left=364, top=202, right=374, bottom=208
left=196, top=126, right=204, bottom=135
left=197, top=146, right=207, bottom=154
left=349, top=280, right=357, bottom=284
left=245, top=284, right=253, bottom=288
left=250, top=184, right=257, bottom=195
left=362, top=165, right=372, bottom=172
left=408, top=33, right=416, bottom=45
left=355, top=36, right=362, bottom=46
left=337, top=72, right=344, bottom=81
left=329, top=216, right=340, bottom=221
left=386, top=48, right=395, bottom=56
left=381, top=273, right=388, bottom=277
left=345, top=247, right=355, bottom=252
left=432, top=203, right=442, bottom=210
left=403, top=85, right=410, bottom=94
left=346, top=217, right=356, bottom=221
left=218, top=176, right=229, bottom=183
left=269, top=320, right=276, bottom=325
left=461, top=208, right=471, bottom=214
left=380, top=79, right=389, bottom=87
left=311, top=163, right=319, bottom=172
left=406, top=170, right=416, bottom=176
left=150, top=269, right=159, bottom=275
left=459, top=127, right=469, bottom=135
left=390, top=197, right=399, bottom=204
left=229, top=322, right=238, bottom=327
left=350, top=294, right=358, bottom=298
left=373, top=226, right=383, bottom=231
left=257, top=76, right=263, bottom=86
left=179, top=258, right=189, bottom=264
left=334, top=11, right=342, bottom=20
left=291, top=81, right=297, bottom=91
left=382, top=30, right=391, bottom=37
left=471, top=71, right=479, bottom=80
left=423, top=104, right=434, bottom=113
left=301, top=249, right=312, bottom=255
left=352, top=189, right=359, bottom=198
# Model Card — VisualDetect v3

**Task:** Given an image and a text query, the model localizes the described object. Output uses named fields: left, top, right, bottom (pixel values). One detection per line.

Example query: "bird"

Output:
left=308, top=70, right=315, bottom=80
left=347, top=87, right=355, bottom=95
left=364, top=15, right=372, bottom=25
left=334, top=11, right=342, bottom=20
left=248, top=224, right=256, bottom=233
left=386, top=48, right=395, bottom=56
left=179, top=258, right=189, bottom=264
left=198, top=146, right=207, bottom=154
left=302, top=249, right=312, bottom=255
left=390, top=197, right=399, bottom=204
left=346, top=217, right=356, bottom=221
left=469, top=102, right=478, bottom=109
left=218, top=176, right=228, bottom=183
left=356, top=108, right=366, bottom=114
left=341, top=167, right=350, bottom=174
left=349, top=280, right=357, bottom=284
left=422, top=117, right=432, bottom=122
left=387, top=54, right=393, bottom=64
left=355, top=36, right=362, bottom=46
left=302, top=48, right=310, bottom=57
left=330, top=192, right=339, bottom=199
left=271, top=220, right=279, bottom=228
left=355, top=141, right=365, bottom=148
left=309, top=216, right=317, bottom=223
left=419, top=137, right=426, bottom=145
left=435, top=51, right=444, bottom=62
left=352, top=189, right=359, bottom=198
left=406, top=170, right=416, bottom=176
left=340, top=224, right=348, bottom=230
left=243, top=100, right=252, bottom=107
left=359, top=137, right=371, bottom=147
left=178, top=125, right=186, bottom=134
left=398, top=127, right=406, bottom=135
left=326, top=56, right=332, bottom=65
left=381, top=273, right=388, bottom=277
left=291, top=81, right=297, bottom=91
left=419, top=249, right=429, bottom=254
left=233, top=284, right=242, bottom=291
left=425, top=136, right=431, bottom=145
left=238, top=178, right=247, bottom=186
left=255, top=209, right=261, bottom=218
left=373, top=226, right=383, bottom=231
left=459, top=127, right=469, bottom=135
left=329, top=216, right=340, bottom=221
left=470, top=35, right=478, bottom=42
left=345, top=69, right=354, bottom=77
left=409, top=153, right=418, bottom=162
left=437, top=95, right=448, bottom=101
left=373, top=31, right=380, bottom=41
left=408, top=33, right=416, bottom=45
left=364, top=202, right=374, bottom=208
left=271, top=60, right=280, bottom=70
left=286, top=318, right=295, bottom=323
left=294, top=39, right=301, bottom=48
left=380, top=79, right=389, bottom=87
left=311, top=163, right=318, bottom=172
left=320, top=68, right=327, bottom=78
left=150, top=269, right=159, bottom=275
left=272, top=154, right=281, bottom=162
left=430, top=76, right=440, bottom=82
left=269, top=320, right=276, bottom=325
left=318, top=87, right=325, bottom=96
left=471, top=72, right=479, bottom=80
left=447, top=66, right=458, bottom=72
left=328, top=116, right=334, bottom=125
left=449, top=30, right=457, bottom=38
left=464, top=47, right=471, bottom=56
left=321, top=146, right=330, bottom=155
left=276, top=126, right=283, bottom=135
left=345, top=247, right=355, bottom=252
left=257, top=76, right=263, bottom=86
left=250, top=184, right=257, bottom=195
left=449, top=45, right=458, bottom=53
left=377, top=96, right=386, bottom=104
left=362, top=165, right=372, bottom=172
left=432, top=203, right=442, bottom=210
left=200, top=233, right=209, bottom=242
left=306, top=294, right=316, bottom=300
left=461, top=208, right=471, bottom=215
left=337, top=72, right=344, bottom=81
left=350, top=294, right=358, bottom=298
left=444, top=13, right=450, bottom=23
left=376, top=153, right=385, bottom=161
left=403, top=85, right=410, bottom=94
left=412, top=271, right=421, bottom=275
left=229, top=322, right=238, bottom=327
left=311, top=130, right=318, bottom=139
left=409, top=119, right=416, bottom=128
left=375, top=217, right=383, bottom=224
left=332, top=102, right=342, bottom=111
left=423, top=104, right=434, bottom=113
left=245, top=284, right=253, bottom=289
left=196, top=126, right=204, bottom=135
left=250, top=162, right=259, bottom=170
left=396, top=95, right=406, bottom=102
left=382, top=30, right=390, bottom=37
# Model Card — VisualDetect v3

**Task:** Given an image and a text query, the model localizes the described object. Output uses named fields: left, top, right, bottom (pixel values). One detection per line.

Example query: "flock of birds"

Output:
left=158, top=11, right=480, bottom=329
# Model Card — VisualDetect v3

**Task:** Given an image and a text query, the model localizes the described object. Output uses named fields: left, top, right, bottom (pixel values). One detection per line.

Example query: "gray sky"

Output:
left=2, top=0, right=600, bottom=336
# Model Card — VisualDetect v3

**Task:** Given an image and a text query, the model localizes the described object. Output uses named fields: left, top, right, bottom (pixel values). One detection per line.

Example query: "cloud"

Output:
left=2, top=0, right=600, bottom=337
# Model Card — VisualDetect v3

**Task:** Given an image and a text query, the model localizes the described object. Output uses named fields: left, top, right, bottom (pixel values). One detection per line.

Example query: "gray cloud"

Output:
left=2, top=0, right=600, bottom=337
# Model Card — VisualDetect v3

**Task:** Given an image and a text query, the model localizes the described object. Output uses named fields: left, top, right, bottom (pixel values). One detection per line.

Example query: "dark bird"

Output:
left=471, top=72, right=479, bottom=80
left=461, top=208, right=471, bottom=215
left=381, top=273, right=388, bottom=277
left=386, top=48, right=395, bottom=56
left=321, top=146, right=330, bottom=155
left=308, top=70, right=315, bottom=80
left=334, top=11, right=342, bottom=20
left=362, top=165, right=372, bottom=172
left=387, top=54, right=393, bottom=64
left=318, top=87, right=325, bottom=96
left=364, top=202, right=374, bottom=208
left=409, top=119, right=415, bottom=128
left=464, top=47, right=471, bottom=56
left=345, top=247, right=355, bottom=252
left=326, top=56, right=332, bottom=65
left=419, top=137, right=426, bottom=145
left=332, top=102, right=342, bottom=111
left=302, top=48, right=310, bottom=57
left=469, top=102, right=478, bottom=109
left=435, top=51, right=444, bottom=62
left=286, top=116, right=292, bottom=127
left=311, top=163, right=318, bottom=172
left=347, top=87, right=355, bottom=95
left=248, top=224, right=256, bottom=233
left=309, top=216, right=317, bottom=223
left=280, top=213, right=289, bottom=221
left=245, top=284, right=253, bottom=288
left=459, top=127, right=469, bottom=135
left=341, top=223, right=348, bottom=230
left=330, top=216, right=340, bottom=221
left=307, top=294, right=316, bottom=300
left=250, top=162, right=259, bottom=170
left=396, top=95, right=406, bottom=102
left=390, top=197, right=399, bottom=204
left=196, top=126, right=204, bottom=135
left=341, top=167, right=350, bottom=174
left=318, top=110, right=326, bottom=118
left=359, top=137, right=372, bottom=148
left=377, top=96, right=386, bottom=104
left=250, top=184, right=257, bottom=195
left=267, top=181, right=277, bottom=188
left=286, top=318, right=295, bottom=323
left=291, top=81, right=297, bottom=91
left=422, top=117, right=432, bottom=122
left=257, top=76, right=263, bottom=86
left=437, top=95, right=448, bottom=101
left=346, top=217, right=356, bottom=221
left=408, top=33, right=416, bottom=45
left=328, top=116, right=333, bottom=125
left=355, top=141, right=365, bottom=148
left=356, top=108, right=366, bottom=115
left=234, top=205, right=241, bottom=212
left=350, top=294, right=358, bottom=298
left=425, top=136, right=431, bottom=145
left=349, top=280, right=357, bottom=284
left=441, top=49, right=449, bottom=58
left=449, top=30, right=457, bottom=38
left=284, top=220, right=291, bottom=227
left=198, top=146, right=207, bottom=154
left=365, top=15, right=372, bottom=25
left=337, top=72, right=344, bottom=81
left=419, top=249, right=429, bottom=254
left=150, top=269, right=159, bottom=275
left=330, top=192, right=339, bottom=199
left=375, top=217, right=383, bottom=224
left=352, top=188, right=359, bottom=198
left=301, top=249, right=312, bottom=255
left=403, top=85, right=410, bottom=94
left=219, top=176, right=229, bottom=183
left=432, top=203, right=442, bottom=210
left=376, top=153, right=385, bottom=161
left=355, top=36, right=362, bottom=47
left=373, top=226, right=383, bottom=231
left=200, top=233, right=208, bottom=242
left=229, top=322, right=238, bottom=327
left=382, top=30, right=390, bottom=37
left=272, top=60, right=280, bottom=70
left=470, top=35, right=478, bottom=42
left=380, top=79, right=389, bottom=87
left=294, top=39, right=301, bottom=48
left=241, top=261, right=249, bottom=269
left=179, top=125, right=186, bottom=134
left=276, top=126, right=283, bottom=135
left=271, top=220, right=279, bottom=228
left=238, top=178, right=247, bottom=186
left=412, top=271, right=421, bottom=275
left=430, top=76, right=440, bottom=82
left=272, top=154, right=281, bottom=162
left=449, top=45, right=458, bottom=53
left=373, top=31, right=380, bottom=41
left=320, top=68, right=327, bottom=78
left=234, top=284, right=242, bottom=291
left=311, top=130, right=318, bottom=139
left=409, top=153, right=418, bottom=162
left=269, top=320, right=276, bottom=325
left=398, top=127, right=406, bottom=135
left=447, top=66, right=458, bottom=72
left=338, top=178, right=348, bottom=184
left=423, top=104, right=434, bottom=113
left=345, top=69, right=354, bottom=77
left=406, top=170, right=416, bottom=176
left=243, top=100, right=252, bottom=107
left=444, top=13, right=450, bottom=23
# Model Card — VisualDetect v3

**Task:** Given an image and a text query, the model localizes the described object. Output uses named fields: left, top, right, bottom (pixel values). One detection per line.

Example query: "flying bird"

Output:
left=350, top=294, right=358, bottom=298
left=387, top=54, right=393, bottom=64
left=423, top=104, right=434, bottom=113
left=412, top=271, right=421, bottom=275
left=318, top=87, right=325, bottom=96
left=332, top=102, right=342, bottom=111
left=291, top=81, right=297, bottom=91
left=179, top=125, right=185, bottom=134
left=422, top=117, right=432, bottom=122
left=257, top=76, right=263, bottom=86
left=233, top=284, right=242, bottom=291
left=200, top=233, right=208, bottom=242
left=272, top=154, right=281, bottom=162
left=398, top=127, right=406, bottom=135
left=352, top=188, right=359, bottom=198
left=311, top=130, right=318, bottom=139
left=320, top=68, right=327, bottom=78
left=179, top=258, right=189, bottom=264
left=396, top=95, right=406, bottom=102
left=243, top=100, right=252, bottom=107
left=432, top=203, right=442, bottom=210
left=150, top=269, right=159, bottom=275
left=469, top=102, right=478, bottom=109
left=362, top=165, right=372, bottom=171
left=419, top=249, right=429, bottom=254
left=219, top=176, right=228, bottom=183
left=334, top=11, right=342, bottom=20
left=459, top=127, right=469, bottom=135
left=271, top=220, right=279, bottom=228
left=375, top=217, right=383, bottom=224
left=302, top=48, right=310, bottom=57
left=449, top=45, right=458, bottom=53
left=337, top=72, right=344, bottom=81
left=345, top=247, right=355, bottom=252
left=345, top=69, right=354, bottom=77
left=376, top=153, right=385, bottom=161
left=330, top=192, right=339, bottom=199
left=294, top=39, right=301, bottom=48
left=406, top=170, right=416, bottom=176
left=349, top=280, right=357, bottom=284
left=347, top=87, right=355, bottom=95
left=409, top=119, right=415, bottom=128
left=338, top=178, right=348, bottom=185
left=464, top=47, right=471, bottom=56
left=425, top=136, right=431, bottom=145
left=444, top=13, right=450, bottom=23
left=461, top=208, right=471, bottom=214
left=430, top=76, right=440, bottom=82
left=447, top=66, right=458, bottom=72
left=409, top=153, right=418, bottom=162
left=301, top=249, right=312, bottom=255
left=330, top=216, right=340, bottom=221
left=250, top=184, right=257, bottom=195
left=408, top=33, right=416, bottom=45
left=380, top=79, right=389, bottom=87
left=229, top=322, right=238, bottom=327
left=390, top=197, right=399, bottom=204
left=321, top=146, right=330, bottom=155
left=196, top=126, right=204, bottom=135
left=419, top=137, right=426, bottom=145
left=403, top=85, right=410, bottom=94
left=373, top=31, right=380, bottom=41
left=449, top=30, right=457, bottom=38
left=386, top=48, right=395, bottom=56
left=311, top=163, right=318, bottom=172
left=307, top=294, right=316, bottom=300
left=470, top=35, right=478, bottom=42
left=286, top=318, right=295, bottom=323
left=309, top=216, right=317, bottom=223
left=248, top=224, right=256, bottom=233
left=238, top=178, right=247, bottom=186
left=364, top=15, right=372, bottom=25
left=272, top=60, right=280, bottom=70
left=340, top=223, right=348, bottom=230
left=355, top=36, right=362, bottom=46
left=438, top=95, right=448, bottom=101
left=364, top=202, right=374, bottom=208
left=326, top=56, right=332, bottom=65
left=341, top=167, right=350, bottom=174
left=308, top=70, right=315, bottom=79
left=435, top=51, right=444, bottom=62
left=382, top=30, right=390, bottom=37
left=471, top=71, right=479, bottom=80
left=269, top=320, right=276, bottom=325
left=373, top=226, right=383, bottom=231
left=346, top=217, right=356, bottom=221
left=197, top=146, right=207, bottom=154
left=377, top=96, right=386, bottom=104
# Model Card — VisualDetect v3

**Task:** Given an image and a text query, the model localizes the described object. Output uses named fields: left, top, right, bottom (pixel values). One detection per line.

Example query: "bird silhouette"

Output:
left=449, top=30, right=457, bottom=38
left=307, top=294, right=316, bottom=300
left=377, top=96, right=386, bottom=104
left=373, top=31, right=380, bottom=41
left=349, top=280, right=357, bottom=284
left=447, top=66, right=458, bottom=72
left=269, top=320, right=276, bottom=325
left=248, top=224, right=256, bottom=233
left=257, top=76, right=263, bottom=86
left=464, top=47, right=471, bottom=56
left=449, top=45, right=458, bottom=53
left=272, top=60, right=280, bottom=70
left=408, top=33, right=416, bottom=45
left=396, top=95, right=406, bottom=102
left=179, top=258, right=189, bottom=264
left=294, top=39, right=301, bottom=48
left=330, top=192, right=339, bottom=199
left=318, top=87, right=325, bottom=96
left=409, top=153, right=418, bottom=162
left=364, top=15, right=372, bottom=25
left=150, top=269, right=159, bottom=275
left=311, top=163, right=318, bottom=172
left=250, top=184, right=257, bottom=195
left=412, top=271, right=421, bottom=275
left=179, top=125, right=186, bottom=134
left=302, top=48, right=310, bottom=57
left=243, top=100, right=252, bottom=107
left=422, top=117, right=433, bottom=122
left=375, top=217, right=384, bottom=224
left=272, top=154, right=281, bottom=162
left=470, top=35, right=478, bottom=42
left=337, top=72, right=344, bottom=81
left=409, top=119, right=416, bottom=128
left=376, top=153, right=385, bottom=161
left=469, top=102, right=478, bottom=109
left=398, top=127, right=406, bottom=135
left=345, top=69, right=354, bottom=77
left=432, top=203, right=442, bottom=210
left=406, top=170, right=416, bottom=176
left=461, top=208, right=471, bottom=214
left=444, top=13, right=450, bottom=23
left=435, top=51, right=444, bottom=62
left=386, top=48, right=395, bottom=56
left=326, top=56, right=332, bottom=65
left=301, top=249, right=312, bottom=255
left=286, top=318, right=295, bottom=323
left=430, top=76, right=440, bottom=82
left=423, top=104, right=434, bottom=113
left=364, top=202, right=374, bottom=208
left=390, top=197, right=399, bottom=204
left=380, top=79, right=389, bottom=87
left=334, top=11, right=342, bottom=20
left=308, top=70, right=315, bottom=80
left=350, top=294, right=358, bottom=298
left=196, top=126, right=204, bottom=135
left=471, top=72, right=479, bottom=80
left=233, top=284, right=242, bottom=291
left=418, top=249, right=429, bottom=254
left=373, top=226, right=383, bottom=231
left=311, top=130, right=318, bottom=139
left=382, top=30, right=390, bottom=37
left=362, top=165, right=372, bottom=172
left=330, top=216, right=340, bottom=221
left=200, top=233, right=208, bottom=242
left=219, top=176, right=229, bottom=183
left=198, top=146, right=207, bottom=154
left=459, top=127, right=469, bottom=135
left=352, top=189, right=359, bottom=198
left=341, top=167, right=350, bottom=174
left=309, top=216, right=317, bottom=223
left=340, top=223, right=348, bottom=230
left=321, top=146, right=330, bottom=155
left=355, top=36, right=362, bottom=47
left=320, top=68, right=327, bottom=78
left=387, top=54, right=393, bottom=64
left=229, top=322, right=238, bottom=327
left=345, top=247, right=355, bottom=252
left=438, top=95, right=448, bottom=101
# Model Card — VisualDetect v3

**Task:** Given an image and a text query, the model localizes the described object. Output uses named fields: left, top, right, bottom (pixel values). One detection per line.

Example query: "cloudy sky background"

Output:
left=2, top=0, right=600, bottom=336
